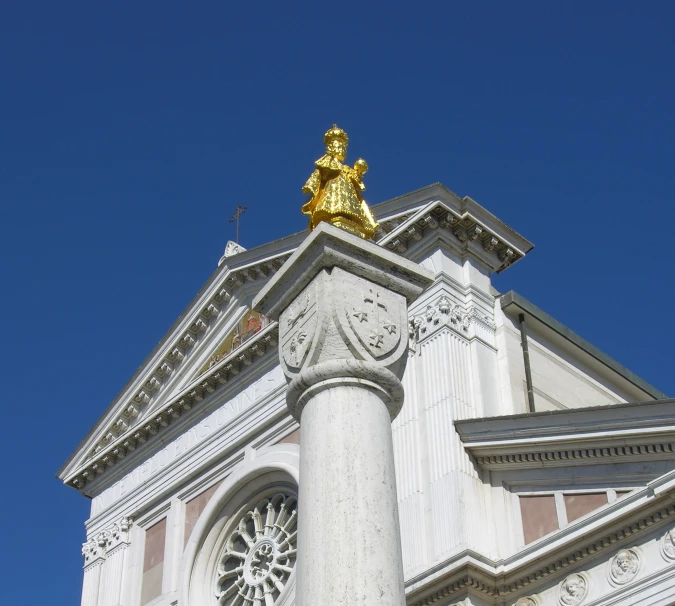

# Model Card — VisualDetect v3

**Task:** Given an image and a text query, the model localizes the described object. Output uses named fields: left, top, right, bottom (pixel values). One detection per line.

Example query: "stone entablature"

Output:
left=379, top=198, right=532, bottom=272
left=405, top=471, right=675, bottom=605
left=64, top=251, right=291, bottom=486
left=456, top=400, right=675, bottom=470
left=88, top=363, right=286, bottom=520
left=67, top=323, right=281, bottom=491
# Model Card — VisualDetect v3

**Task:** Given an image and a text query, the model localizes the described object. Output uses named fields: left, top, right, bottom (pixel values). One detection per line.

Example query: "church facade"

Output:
left=59, top=183, right=674, bottom=606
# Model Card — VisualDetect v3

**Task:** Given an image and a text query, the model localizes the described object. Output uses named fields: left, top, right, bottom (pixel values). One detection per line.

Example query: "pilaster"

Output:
left=81, top=535, right=107, bottom=606
left=80, top=516, right=133, bottom=606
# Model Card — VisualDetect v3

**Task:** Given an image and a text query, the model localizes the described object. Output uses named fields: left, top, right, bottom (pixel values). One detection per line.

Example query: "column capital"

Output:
left=253, top=222, right=433, bottom=320
left=81, top=516, right=133, bottom=568
left=253, top=223, right=433, bottom=420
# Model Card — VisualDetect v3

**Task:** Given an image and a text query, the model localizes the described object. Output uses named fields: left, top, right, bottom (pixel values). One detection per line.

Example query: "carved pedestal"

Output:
left=254, top=223, right=432, bottom=606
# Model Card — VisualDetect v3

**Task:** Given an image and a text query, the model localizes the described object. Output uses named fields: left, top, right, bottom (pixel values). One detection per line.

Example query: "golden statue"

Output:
left=302, top=125, right=379, bottom=239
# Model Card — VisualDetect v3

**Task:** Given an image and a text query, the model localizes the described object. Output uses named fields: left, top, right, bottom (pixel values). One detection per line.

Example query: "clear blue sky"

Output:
left=1, top=2, right=673, bottom=603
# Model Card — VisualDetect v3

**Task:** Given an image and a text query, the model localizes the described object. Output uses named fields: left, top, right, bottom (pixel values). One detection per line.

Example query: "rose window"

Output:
left=215, top=493, right=297, bottom=605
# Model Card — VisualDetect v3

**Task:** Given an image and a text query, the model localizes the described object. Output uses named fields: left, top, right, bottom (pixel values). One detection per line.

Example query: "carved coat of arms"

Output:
left=280, top=286, right=318, bottom=372
left=333, top=268, right=408, bottom=365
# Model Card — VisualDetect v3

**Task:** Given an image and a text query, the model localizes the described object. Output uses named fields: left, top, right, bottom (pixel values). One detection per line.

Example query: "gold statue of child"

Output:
left=301, top=125, right=379, bottom=239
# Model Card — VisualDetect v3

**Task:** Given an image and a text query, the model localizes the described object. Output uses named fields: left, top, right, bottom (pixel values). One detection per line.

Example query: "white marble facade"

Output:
left=59, top=184, right=673, bottom=606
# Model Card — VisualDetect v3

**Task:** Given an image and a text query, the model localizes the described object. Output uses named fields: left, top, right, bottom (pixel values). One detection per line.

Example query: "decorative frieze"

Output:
left=471, top=441, right=675, bottom=470
left=558, top=573, right=588, bottom=606
left=408, top=503, right=675, bottom=606
left=607, top=547, right=640, bottom=585
left=380, top=202, right=526, bottom=271
left=661, top=526, right=675, bottom=560
left=375, top=212, right=412, bottom=239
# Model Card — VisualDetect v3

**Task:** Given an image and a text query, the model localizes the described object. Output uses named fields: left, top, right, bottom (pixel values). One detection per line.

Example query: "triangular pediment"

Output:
left=57, top=231, right=302, bottom=491
left=58, top=183, right=533, bottom=493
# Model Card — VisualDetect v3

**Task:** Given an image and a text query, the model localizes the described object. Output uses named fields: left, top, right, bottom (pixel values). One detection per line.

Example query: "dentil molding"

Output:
left=407, top=502, right=675, bottom=606
left=68, top=324, right=280, bottom=490
left=76, top=252, right=290, bottom=480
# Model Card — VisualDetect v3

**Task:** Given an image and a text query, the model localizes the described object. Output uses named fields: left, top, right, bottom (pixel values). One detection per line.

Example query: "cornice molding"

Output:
left=456, top=400, right=675, bottom=470
left=63, top=253, right=291, bottom=480
left=378, top=200, right=532, bottom=273
left=469, top=439, right=675, bottom=470
left=66, top=323, right=279, bottom=491
left=405, top=484, right=675, bottom=605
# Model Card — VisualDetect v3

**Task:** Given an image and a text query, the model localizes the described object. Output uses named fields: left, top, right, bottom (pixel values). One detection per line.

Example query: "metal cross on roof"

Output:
left=229, top=204, right=248, bottom=244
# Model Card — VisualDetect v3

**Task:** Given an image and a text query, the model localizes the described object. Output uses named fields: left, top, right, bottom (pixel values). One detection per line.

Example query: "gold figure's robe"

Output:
left=301, top=154, right=378, bottom=239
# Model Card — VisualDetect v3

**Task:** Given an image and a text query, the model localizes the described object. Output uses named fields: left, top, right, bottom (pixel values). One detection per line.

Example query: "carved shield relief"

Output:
left=279, top=283, right=319, bottom=374
left=333, top=267, right=408, bottom=365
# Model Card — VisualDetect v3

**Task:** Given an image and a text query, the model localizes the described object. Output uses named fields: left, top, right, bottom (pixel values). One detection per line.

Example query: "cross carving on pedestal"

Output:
left=363, top=290, right=388, bottom=348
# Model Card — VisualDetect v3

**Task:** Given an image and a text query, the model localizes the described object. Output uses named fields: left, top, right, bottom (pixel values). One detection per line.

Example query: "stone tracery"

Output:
left=215, top=493, right=297, bottom=605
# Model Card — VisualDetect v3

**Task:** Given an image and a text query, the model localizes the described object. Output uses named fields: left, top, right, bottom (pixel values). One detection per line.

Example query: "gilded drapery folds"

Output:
left=301, top=125, right=378, bottom=239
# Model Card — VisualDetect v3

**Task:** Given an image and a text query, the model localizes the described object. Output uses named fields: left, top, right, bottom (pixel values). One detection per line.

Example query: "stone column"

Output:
left=254, top=223, right=432, bottom=606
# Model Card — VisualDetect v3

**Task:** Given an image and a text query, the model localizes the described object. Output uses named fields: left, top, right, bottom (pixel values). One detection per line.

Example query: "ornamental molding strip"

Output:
left=66, top=252, right=290, bottom=481
left=456, top=400, right=675, bottom=470
left=469, top=440, right=675, bottom=470
left=82, top=516, right=133, bottom=569
left=375, top=209, right=419, bottom=240
left=377, top=198, right=533, bottom=273
left=66, top=324, right=279, bottom=491
left=406, top=499, right=675, bottom=606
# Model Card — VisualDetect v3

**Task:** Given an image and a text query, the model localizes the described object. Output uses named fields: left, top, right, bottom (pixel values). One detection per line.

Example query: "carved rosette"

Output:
left=558, top=573, right=588, bottom=606
left=608, top=547, right=641, bottom=585
left=215, top=493, right=297, bottom=605
left=515, top=597, right=539, bottom=606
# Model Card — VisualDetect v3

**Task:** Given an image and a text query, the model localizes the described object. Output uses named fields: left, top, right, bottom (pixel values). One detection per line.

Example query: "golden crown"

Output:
left=324, top=124, right=349, bottom=146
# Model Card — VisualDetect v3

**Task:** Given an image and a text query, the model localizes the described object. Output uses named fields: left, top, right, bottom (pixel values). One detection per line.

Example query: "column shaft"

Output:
left=297, top=383, right=405, bottom=606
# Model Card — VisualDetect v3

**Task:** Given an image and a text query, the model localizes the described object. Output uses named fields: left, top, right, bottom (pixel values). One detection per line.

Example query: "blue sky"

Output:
left=1, top=2, right=673, bottom=603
